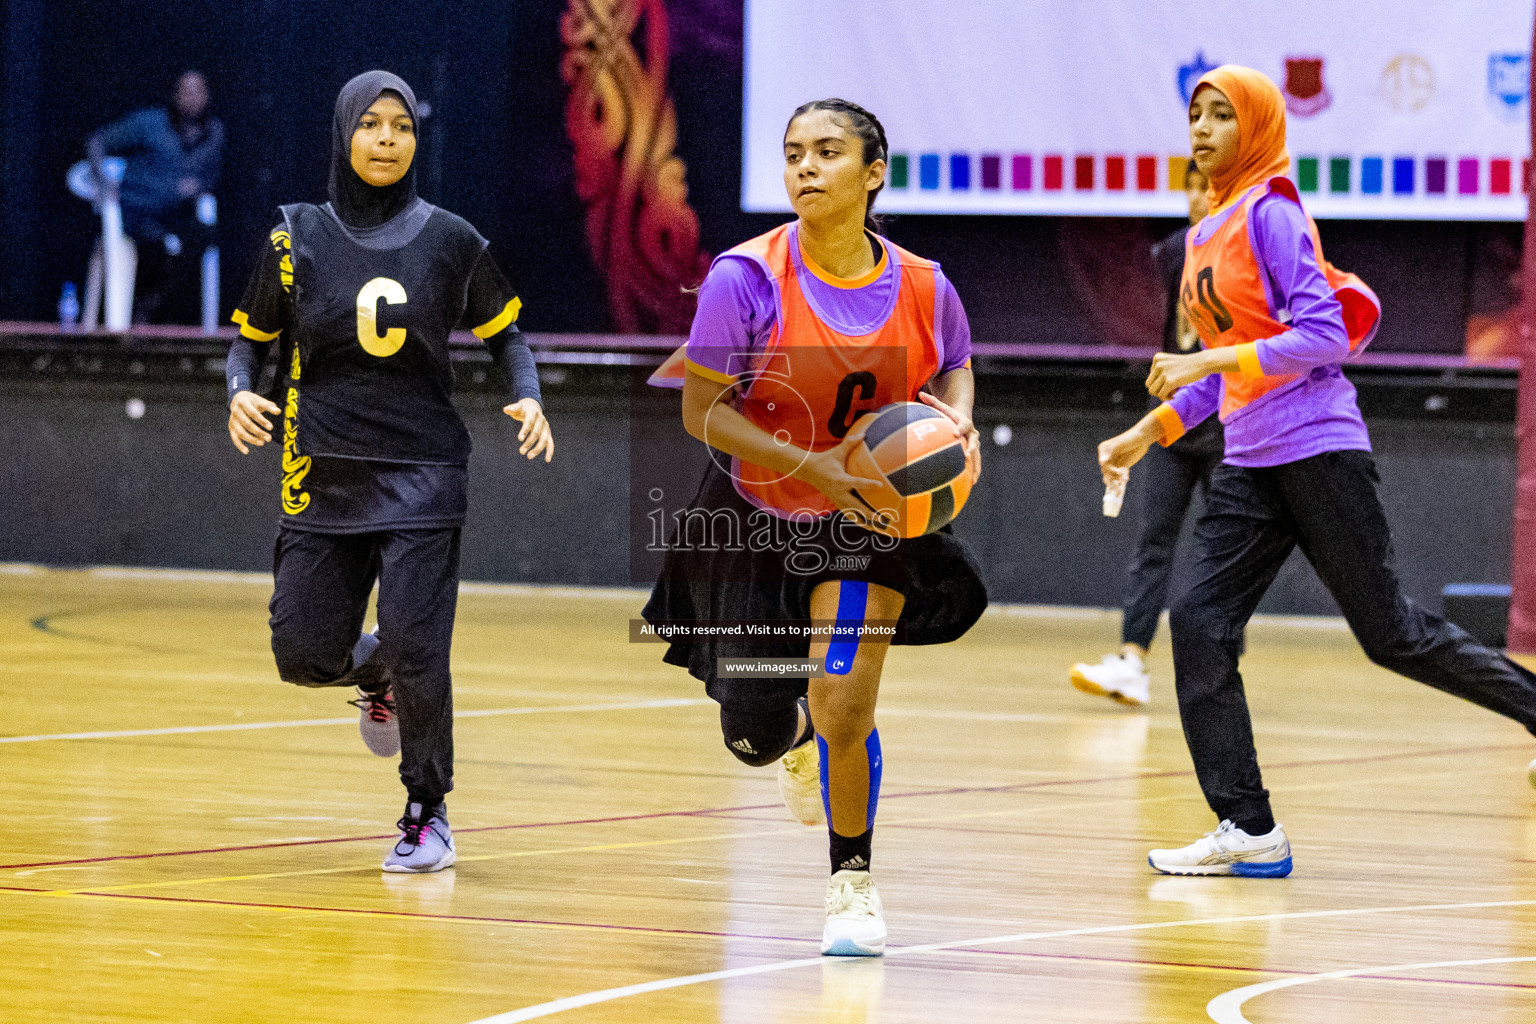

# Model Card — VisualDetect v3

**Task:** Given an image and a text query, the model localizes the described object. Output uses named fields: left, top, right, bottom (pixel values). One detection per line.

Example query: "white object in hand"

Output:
left=1102, top=473, right=1127, bottom=518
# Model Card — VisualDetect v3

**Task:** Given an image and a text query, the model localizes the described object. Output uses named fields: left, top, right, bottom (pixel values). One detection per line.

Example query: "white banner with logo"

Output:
left=742, top=0, right=1532, bottom=220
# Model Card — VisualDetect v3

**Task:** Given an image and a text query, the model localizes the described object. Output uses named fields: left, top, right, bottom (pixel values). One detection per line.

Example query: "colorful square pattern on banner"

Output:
left=743, top=0, right=1531, bottom=220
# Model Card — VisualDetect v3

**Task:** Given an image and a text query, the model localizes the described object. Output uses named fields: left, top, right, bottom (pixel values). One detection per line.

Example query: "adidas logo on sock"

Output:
left=838, top=854, right=868, bottom=871
left=730, top=738, right=757, bottom=755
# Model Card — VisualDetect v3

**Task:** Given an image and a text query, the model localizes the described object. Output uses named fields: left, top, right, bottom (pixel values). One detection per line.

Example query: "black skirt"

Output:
left=641, top=463, right=989, bottom=708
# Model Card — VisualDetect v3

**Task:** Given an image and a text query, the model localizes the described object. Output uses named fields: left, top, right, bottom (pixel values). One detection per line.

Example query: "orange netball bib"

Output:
left=726, top=224, right=941, bottom=517
left=1181, top=178, right=1379, bottom=420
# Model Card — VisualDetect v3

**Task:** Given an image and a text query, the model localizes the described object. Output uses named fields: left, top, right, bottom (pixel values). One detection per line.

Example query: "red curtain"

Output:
left=1057, top=217, right=1164, bottom=348
left=1507, top=9, right=1536, bottom=652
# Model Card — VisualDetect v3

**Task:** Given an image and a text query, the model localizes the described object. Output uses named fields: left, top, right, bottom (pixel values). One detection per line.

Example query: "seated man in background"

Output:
left=88, top=70, right=224, bottom=325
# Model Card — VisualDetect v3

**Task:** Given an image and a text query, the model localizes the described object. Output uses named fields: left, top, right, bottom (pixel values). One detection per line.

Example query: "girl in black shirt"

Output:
left=224, top=71, right=551, bottom=872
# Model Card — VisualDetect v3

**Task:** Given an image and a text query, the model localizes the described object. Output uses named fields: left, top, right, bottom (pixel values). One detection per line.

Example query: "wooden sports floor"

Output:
left=3, top=564, right=1534, bottom=1023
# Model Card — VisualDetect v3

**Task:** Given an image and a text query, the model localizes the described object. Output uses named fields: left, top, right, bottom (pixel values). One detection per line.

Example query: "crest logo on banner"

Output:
left=1379, top=54, right=1434, bottom=112
left=1283, top=56, right=1332, bottom=117
left=1488, top=53, right=1530, bottom=120
left=1177, top=50, right=1219, bottom=104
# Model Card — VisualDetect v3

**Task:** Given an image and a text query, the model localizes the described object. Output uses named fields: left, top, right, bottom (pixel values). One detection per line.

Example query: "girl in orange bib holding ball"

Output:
left=1099, top=66, right=1536, bottom=879
left=643, top=99, right=987, bottom=955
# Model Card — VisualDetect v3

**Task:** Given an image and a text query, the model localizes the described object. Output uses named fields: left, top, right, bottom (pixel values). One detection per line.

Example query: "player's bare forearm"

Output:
left=1131, top=408, right=1167, bottom=445
left=679, top=366, right=882, bottom=515
left=681, top=367, right=812, bottom=476
left=927, top=366, right=974, bottom=421
left=1097, top=409, right=1165, bottom=485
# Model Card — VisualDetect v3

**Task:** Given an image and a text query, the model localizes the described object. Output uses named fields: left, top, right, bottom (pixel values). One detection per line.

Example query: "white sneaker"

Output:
left=1148, top=820, right=1292, bottom=878
left=1070, top=652, right=1150, bottom=706
left=778, top=740, right=824, bottom=825
left=822, top=869, right=886, bottom=956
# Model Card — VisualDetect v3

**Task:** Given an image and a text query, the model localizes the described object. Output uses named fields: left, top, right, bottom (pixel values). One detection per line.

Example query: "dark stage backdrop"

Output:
left=0, top=0, right=1521, bottom=352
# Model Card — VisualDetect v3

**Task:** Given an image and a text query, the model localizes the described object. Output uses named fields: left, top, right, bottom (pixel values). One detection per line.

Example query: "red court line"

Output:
left=692, top=814, right=1173, bottom=846
left=0, top=884, right=812, bottom=944
left=879, top=821, right=1536, bottom=858
left=878, top=823, right=1170, bottom=844
left=3, top=741, right=1521, bottom=872
left=4, top=883, right=1530, bottom=993
left=0, top=803, right=783, bottom=871
left=845, top=741, right=1531, bottom=808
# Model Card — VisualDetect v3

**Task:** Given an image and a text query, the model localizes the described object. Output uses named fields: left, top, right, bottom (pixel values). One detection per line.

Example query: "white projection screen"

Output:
left=743, top=0, right=1533, bottom=219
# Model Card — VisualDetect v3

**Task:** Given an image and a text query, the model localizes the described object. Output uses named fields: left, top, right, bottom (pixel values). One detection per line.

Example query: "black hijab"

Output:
left=328, top=70, right=419, bottom=229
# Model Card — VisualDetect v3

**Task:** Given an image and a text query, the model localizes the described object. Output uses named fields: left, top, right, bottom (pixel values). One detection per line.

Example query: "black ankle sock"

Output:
left=829, top=828, right=873, bottom=873
left=1234, top=813, right=1275, bottom=836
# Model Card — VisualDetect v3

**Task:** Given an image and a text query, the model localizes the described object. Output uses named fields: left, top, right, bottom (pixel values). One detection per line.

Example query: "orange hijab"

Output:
left=1194, top=65, right=1290, bottom=213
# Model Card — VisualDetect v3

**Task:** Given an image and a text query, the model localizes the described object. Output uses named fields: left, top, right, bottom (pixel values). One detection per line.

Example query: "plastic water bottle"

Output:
left=1102, top=470, right=1127, bottom=518
left=58, top=282, right=80, bottom=334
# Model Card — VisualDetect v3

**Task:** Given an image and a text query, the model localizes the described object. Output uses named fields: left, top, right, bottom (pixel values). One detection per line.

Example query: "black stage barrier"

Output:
left=0, top=326, right=1517, bottom=616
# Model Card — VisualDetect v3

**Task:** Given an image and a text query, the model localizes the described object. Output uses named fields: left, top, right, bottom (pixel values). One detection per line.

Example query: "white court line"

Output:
left=983, top=604, right=1350, bottom=631
left=4, top=563, right=1356, bottom=630
left=3, top=563, right=648, bottom=600
left=986, top=604, right=1112, bottom=620
left=459, top=581, right=650, bottom=600
left=1207, top=956, right=1536, bottom=1023
left=74, top=567, right=274, bottom=585
left=0, top=698, right=708, bottom=745
left=879, top=707, right=1134, bottom=726
left=462, top=899, right=1536, bottom=1023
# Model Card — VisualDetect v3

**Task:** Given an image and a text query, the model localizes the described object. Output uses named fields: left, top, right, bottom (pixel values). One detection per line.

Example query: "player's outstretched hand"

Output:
left=505, top=398, right=554, bottom=463
left=793, top=427, right=886, bottom=528
left=919, top=390, right=981, bottom=483
left=228, top=390, right=281, bottom=455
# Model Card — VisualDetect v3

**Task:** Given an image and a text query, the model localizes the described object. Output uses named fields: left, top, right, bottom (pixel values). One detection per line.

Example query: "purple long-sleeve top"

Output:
left=1163, top=187, right=1372, bottom=467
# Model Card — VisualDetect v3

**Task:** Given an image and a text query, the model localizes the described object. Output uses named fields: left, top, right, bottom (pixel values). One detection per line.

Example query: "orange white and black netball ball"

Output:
left=843, top=401, right=977, bottom=538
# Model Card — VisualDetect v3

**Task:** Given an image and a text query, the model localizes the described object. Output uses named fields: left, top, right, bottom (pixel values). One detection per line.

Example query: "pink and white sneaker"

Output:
left=349, top=685, right=399, bottom=758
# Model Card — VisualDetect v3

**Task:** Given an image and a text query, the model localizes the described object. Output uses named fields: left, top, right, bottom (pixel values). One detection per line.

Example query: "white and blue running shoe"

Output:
left=821, top=869, right=886, bottom=956
left=1148, top=820, right=1292, bottom=878
left=382, top=803, right=455, bottom=873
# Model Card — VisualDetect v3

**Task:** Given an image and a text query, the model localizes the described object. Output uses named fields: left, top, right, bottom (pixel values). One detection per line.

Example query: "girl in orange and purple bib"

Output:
left=643, top=99, right=986, bottom=954
left=1099, top=66, right=1536, bottom=878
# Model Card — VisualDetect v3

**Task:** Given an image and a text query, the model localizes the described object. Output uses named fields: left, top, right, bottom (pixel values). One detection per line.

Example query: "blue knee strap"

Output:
left=825, top=580, right=868, bottom=676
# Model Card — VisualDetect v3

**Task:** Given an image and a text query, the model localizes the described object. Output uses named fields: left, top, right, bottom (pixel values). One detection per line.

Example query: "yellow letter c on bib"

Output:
left=356, top=277, right=408, bottom=357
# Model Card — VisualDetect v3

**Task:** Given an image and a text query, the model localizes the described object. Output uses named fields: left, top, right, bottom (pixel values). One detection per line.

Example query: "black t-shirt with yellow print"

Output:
left=232, top=199, right=524, bottom=532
